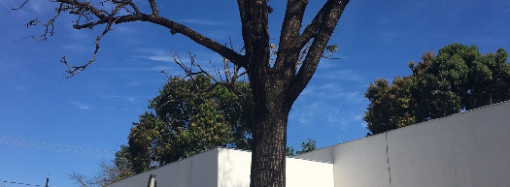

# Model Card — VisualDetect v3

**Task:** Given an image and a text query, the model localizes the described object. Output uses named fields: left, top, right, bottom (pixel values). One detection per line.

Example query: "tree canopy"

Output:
left=364, top=43, right=510, bottom=135
left=127, top=75, right=252, bottom=173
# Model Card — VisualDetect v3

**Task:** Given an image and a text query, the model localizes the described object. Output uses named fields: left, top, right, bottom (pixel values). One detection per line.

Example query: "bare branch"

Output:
left=160, top=69, right=171, bottom=80
left=169, top=48, right=249, bottom=102
left=112, top=0, right=141, bottom=15
left=11, top=0, right=29, bottom=11
left=147, top=0, right=159, bottom=15
left=224, top=57, right=231, bottom=82
left=16, top=0, right=245, bottom=77
left=52, top=0, right=245, bottom=68
left=62, top=4, right=123, bottom=78
left=26, top=3, right=65, bottom=42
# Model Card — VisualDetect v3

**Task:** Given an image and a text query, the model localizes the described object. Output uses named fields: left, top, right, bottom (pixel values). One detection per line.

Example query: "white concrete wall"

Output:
left=287, top=158, right=334, bottom=187
left=105, top=148, right=219, bottom=187
left=106, top=101, right=510, bottom=187
left=298, top=101, right=510, bottom=187
left=107, top=147, right=334, bottom=187
left=292, top=145, right=335, bottom=163
left=217, top=148, right=334, bottom=187
left=334, top=134, right=391, bottom=187
left=385, top=102, right=510, bottom=187
left=217, top=148, right=251, bottom=187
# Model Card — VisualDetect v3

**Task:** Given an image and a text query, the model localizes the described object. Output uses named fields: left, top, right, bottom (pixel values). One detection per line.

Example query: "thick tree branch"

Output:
left=74, top=13, right=245, bottom=68
left=237, top=0, right=270, bottom=72
left=236, top=0, right=247, bottom=29
left=273, top=0, right=308, bottom=72
left=121, top=0, right=141, bottom=15
left=288, top=0, right=349, bottom=103
left=296, top=0, right=349, bottom=50
left=147, top=0, right=159, bottom=16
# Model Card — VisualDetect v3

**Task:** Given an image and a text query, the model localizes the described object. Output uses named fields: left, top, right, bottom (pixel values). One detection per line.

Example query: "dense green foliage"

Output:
left=286, top=139, right=317, bottom=156
left=364, top=44, right=510, bottom=135
left=127, top=75, right=252, bottom=173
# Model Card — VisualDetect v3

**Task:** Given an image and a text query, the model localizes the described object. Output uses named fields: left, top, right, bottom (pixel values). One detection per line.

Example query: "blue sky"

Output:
left=1, top=0, right=509, bottom=186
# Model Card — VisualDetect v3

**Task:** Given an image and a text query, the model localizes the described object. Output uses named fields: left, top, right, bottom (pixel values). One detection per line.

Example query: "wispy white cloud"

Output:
left=100, top=94, right=120, bottom=99
left=72, top=102, right=91, bottom=110
left=67, top=28, right=90, bottom=39
left=334, top=114, right=365, bottom=130
left=104, top=107, right=115, bottom=111
left=380, top=31, right=399, bottom=40
left=289, top=101, right=366, bottom=130
left=27, top=0, right=47, bottom=13
left=291, top=101, right=341, bottom=125
left=135, top=49, right=176, bottom=63
left=181, top=19, right=224, bottom=26
left=126, top=96, right=139, bottom=103
left=314, top=69, right=365, bottom=83
left=290, top=101, right=365, bottom=130
left=127, top=81, right=140, bottom=87
left=147, top=54, right=173, bottom=62
left=103, top=65, right=176, bottom=72
left=300, top=83, right=364, bottom=103
left=61, top=43, right=87, bottom=54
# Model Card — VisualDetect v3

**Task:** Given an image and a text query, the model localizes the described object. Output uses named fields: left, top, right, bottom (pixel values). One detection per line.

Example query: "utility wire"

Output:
left=0, top=136, right=116, bottom=157
left=0, top=180, right=53, bottom=187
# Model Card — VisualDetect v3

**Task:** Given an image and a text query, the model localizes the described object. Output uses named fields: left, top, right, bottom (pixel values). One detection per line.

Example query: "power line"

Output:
left=0, top=179, right=52, bottom=187
left=0, top=136, right=116, bottom=157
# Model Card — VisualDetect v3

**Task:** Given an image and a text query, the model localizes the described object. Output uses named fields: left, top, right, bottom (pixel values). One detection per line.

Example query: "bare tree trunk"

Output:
left=248, top=73, right=293, bottom=187
left=250, top=106, right=289, bottom=187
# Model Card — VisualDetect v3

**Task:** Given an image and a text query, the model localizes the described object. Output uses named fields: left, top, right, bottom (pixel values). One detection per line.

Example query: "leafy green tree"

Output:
left=128, top=75, right=252, bottom=173
left=20, top=1, right=350, bottom=186
left=285, top=139, right=317, bottom=156
left=364, top=44, right=510, bottom=135
left=363, top=77, right=416, bottom=135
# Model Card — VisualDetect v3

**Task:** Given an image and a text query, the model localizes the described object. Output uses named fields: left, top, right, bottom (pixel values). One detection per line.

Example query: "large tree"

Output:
left=18, top=0, right=350, bottom=186
left=364, top=44, right=510, bottom=135
left=128, top=74, right=252, bottom=173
